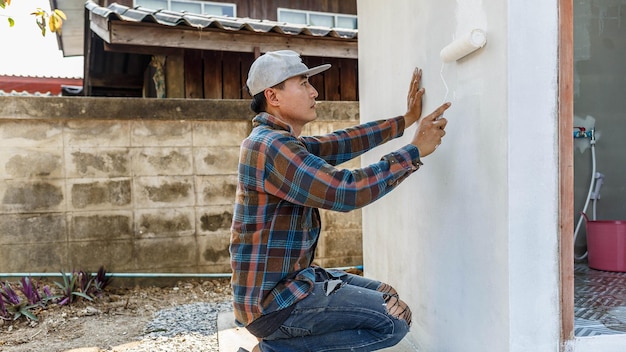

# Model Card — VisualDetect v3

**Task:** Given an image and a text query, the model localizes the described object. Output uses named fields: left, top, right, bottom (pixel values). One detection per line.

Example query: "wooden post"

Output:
left=559, top=0, right=575, bottom=347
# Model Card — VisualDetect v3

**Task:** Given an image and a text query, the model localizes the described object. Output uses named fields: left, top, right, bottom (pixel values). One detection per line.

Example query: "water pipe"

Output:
left=573, top=127, right=598, bottom=261
left=590, top=172, right=605, bottom=220
left=0, top=266, right=365, bottom=279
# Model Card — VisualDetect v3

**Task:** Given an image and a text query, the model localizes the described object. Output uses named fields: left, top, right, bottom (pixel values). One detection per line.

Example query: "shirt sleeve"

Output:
left=262, top=122, right=422, bottom=212
left=300, top=116, right=405, bottom=166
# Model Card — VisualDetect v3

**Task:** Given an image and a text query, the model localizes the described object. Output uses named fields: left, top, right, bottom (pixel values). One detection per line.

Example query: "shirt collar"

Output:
left=252, top=112, right=294, bottom=135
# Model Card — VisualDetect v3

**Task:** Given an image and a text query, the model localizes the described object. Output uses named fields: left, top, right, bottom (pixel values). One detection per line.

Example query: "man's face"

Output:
left=269, top=75, right=319, bottom=133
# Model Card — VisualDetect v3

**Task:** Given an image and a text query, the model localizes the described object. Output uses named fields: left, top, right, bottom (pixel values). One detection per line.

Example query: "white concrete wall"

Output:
left=358, top=1, right=561, bottom=351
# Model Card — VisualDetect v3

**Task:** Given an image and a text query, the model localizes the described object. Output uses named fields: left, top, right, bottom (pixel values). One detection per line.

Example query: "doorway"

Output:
left=562, top=0, right=626, bottom=343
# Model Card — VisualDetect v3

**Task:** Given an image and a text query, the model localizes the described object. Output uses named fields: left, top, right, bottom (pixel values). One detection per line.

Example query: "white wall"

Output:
left=358, top=1, right=561, bottom=351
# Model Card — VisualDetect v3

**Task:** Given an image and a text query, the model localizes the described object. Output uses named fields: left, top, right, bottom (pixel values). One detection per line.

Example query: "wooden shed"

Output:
left=74, top=0, right=359, bottom=100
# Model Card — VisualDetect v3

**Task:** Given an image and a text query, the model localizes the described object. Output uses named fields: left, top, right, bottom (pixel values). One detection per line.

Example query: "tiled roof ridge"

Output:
left=0, top=89, right=58, bottom=96
left=85, top=0, right=358, bottom=40
left=0, top=74, right=83, bottom=80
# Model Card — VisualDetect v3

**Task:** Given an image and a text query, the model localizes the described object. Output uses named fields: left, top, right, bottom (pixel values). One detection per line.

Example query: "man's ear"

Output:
left=265, top=88, right=280, bottom=107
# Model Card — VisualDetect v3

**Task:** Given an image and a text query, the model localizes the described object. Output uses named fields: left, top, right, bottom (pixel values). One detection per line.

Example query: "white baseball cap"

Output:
left=246, top=50, right=331, bottom=96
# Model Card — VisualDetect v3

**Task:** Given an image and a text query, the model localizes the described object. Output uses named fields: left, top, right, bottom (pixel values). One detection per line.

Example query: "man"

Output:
left=230, top=50, right=450, bottom=351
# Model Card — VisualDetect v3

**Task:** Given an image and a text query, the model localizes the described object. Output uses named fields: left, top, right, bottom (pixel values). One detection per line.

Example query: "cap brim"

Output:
left=301, top=64, right=332, bottom=78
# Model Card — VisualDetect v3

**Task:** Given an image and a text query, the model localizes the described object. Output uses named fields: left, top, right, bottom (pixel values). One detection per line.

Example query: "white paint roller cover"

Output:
left=440, top=28, right=487, bottom=62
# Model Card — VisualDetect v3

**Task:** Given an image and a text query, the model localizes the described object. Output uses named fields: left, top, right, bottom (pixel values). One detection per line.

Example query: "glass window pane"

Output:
left=337, top=16, right=357, bottom=29
left=207, top=5, right=234, bottom=17
left=309, top=14, right=333, bottom=27
left=279, top=11, right=307, bottom=24
left=172, top=1, right=202, bottom=13
left=220, top=5, right=234, bottom=17
left=135, top=0, right=167, bottom=10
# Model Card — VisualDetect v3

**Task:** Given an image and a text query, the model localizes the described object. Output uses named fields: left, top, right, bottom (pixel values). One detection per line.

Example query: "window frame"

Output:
left=277, top=7, right=358, bottom=29
left=134, top=0, right=236, bottom=17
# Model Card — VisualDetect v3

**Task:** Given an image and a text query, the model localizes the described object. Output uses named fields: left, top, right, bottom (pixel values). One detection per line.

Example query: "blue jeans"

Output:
left=259, top=270, right=410, bottom=351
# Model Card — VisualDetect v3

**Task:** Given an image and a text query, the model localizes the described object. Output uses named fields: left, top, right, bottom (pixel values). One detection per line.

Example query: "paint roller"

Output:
left=438, top=29, right=487, bottom=102
left=440, top=29, right=487, bottom=63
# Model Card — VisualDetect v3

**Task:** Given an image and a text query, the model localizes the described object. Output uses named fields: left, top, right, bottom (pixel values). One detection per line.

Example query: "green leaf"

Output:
left=53, top=281, right=66, bottom=290
left=8, top=17, right=14, bottom=27
left=71, top=292, right=94, bottom=301
left=41, top=294, right=62, bottom=304
left=20, top=306, right=38, bottom=321
left=13, top=310, right=22, bottom=320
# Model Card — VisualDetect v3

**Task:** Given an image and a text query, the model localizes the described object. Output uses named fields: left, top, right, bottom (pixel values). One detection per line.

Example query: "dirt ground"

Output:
left=0, top=277, right=233, bottom=352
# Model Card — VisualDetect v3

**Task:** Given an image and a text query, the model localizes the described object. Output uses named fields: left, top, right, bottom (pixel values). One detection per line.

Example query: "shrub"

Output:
left=0, top=266, right=111, bottom=322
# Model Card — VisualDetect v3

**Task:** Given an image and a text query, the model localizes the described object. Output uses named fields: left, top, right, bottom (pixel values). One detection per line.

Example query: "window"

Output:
left=278, top=8, right=358, bottom=29
left=134, top=0, right=236, bottom=17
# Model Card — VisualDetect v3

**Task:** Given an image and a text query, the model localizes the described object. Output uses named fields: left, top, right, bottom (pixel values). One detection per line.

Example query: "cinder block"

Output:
left=66, top=148, right=130, bottom=178
left=136, top=207, right=195, bottom=238
left=316, top=228, right=362, bottom=259
left=322, top=209, right=362, bottom=231
left=68, top=211, right=133, bottom=241
left=303, top=121, right=355, bottom=136
left=131, top=147, right=193, bottom=176
left=196, top=206, right=233, bottom=234
left=131, top=120, right=192, bottom=147
left=65, top=120, right=130, bottom=147
left=193, top=121, right=250, bottom=147
left=197, top=230, right=231, bottom=265
left=0, top=179, right=66, bottom=213
left=68, top=179, right=132, bottom=210
left=68, top=239, right=134, bottom=271
left=193, top=147, right=239, bottom=175
left=134, top=176, right=195, bottom=207
left=315, top=102, right=360, bottom=122
left=134, top=236, right=198, bottom=269
left=1, top=242, right=68, bottom=272
left=0, top=120, right=63, bottom=148
left=0, top=213, right=67, bottom=245
left=0, top=148, right=63, bottom=179
left=196, top=175, right=237, bottom=206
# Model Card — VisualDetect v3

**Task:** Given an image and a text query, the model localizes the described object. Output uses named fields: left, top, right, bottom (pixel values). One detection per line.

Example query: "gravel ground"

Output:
left=0, top=278, right=235, bottom=352
left=124, top=301, right=234, bottom=352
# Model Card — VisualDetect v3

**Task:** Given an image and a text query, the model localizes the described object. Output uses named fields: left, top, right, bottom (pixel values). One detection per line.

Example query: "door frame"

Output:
left=559, top=0, right=574, bottom=346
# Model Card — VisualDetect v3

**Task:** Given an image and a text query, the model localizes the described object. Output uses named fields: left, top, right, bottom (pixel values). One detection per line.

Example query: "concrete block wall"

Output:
left=0, top=97, right=362, bottom=276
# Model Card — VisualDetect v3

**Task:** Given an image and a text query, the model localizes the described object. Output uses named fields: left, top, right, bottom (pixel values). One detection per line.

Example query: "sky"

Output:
left=0, top=0, right=83, bottom=78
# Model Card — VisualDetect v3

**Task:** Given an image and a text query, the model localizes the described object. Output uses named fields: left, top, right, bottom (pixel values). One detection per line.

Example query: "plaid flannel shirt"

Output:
left=229, top=112, right=422, bottom=327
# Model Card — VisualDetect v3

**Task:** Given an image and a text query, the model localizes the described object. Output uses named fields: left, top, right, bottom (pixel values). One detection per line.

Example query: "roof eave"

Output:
left=95, top=20, right=357, bottom=59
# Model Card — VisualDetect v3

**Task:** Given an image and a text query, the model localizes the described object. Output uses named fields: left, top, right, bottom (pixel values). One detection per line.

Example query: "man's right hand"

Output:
left=411, top=102, right=450, bottom=157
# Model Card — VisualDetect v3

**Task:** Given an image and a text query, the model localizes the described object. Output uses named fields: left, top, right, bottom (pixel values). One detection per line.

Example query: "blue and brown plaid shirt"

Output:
left=229, top=112, right=422, bottom=327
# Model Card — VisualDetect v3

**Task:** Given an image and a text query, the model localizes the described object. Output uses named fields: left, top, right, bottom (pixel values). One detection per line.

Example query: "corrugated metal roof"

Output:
left=0, top=90, right=57, bottom=97
left=0, top=74, right=82, bottom=80
left=85, top=1, right=358, bottom=40
left=0, top=75, right=83, bottom=96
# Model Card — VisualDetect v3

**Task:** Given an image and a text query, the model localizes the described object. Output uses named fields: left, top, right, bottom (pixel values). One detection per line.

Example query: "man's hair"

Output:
left=249, top=82, right=285, bottom=114
left=250, top=91, right=266, bottom=114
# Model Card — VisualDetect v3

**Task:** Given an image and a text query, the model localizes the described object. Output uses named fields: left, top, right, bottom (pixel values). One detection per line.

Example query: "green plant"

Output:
left=1, top=266, right=112, bottom=322
left=54, top=270, right=94, bottom=306
left=0, top=281, right=38, bottom=321
left=90, top=266, right=113, bottom=297
left=18, top=276, right=57, bottom=306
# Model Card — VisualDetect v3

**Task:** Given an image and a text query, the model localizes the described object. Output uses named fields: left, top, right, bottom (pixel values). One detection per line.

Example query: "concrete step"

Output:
left=217, top=311, right=418, bottom=351
left=217, top=311, right=258, bottom=352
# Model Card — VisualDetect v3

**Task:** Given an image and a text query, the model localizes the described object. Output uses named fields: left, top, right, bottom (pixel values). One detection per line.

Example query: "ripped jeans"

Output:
left=258, top=269, right=411, bottom=352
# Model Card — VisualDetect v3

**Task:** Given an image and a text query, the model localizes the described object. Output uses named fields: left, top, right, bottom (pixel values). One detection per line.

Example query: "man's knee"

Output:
left=377, top=282, right=398, bottom=297
left=382, top=294, right=412, bottom=327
